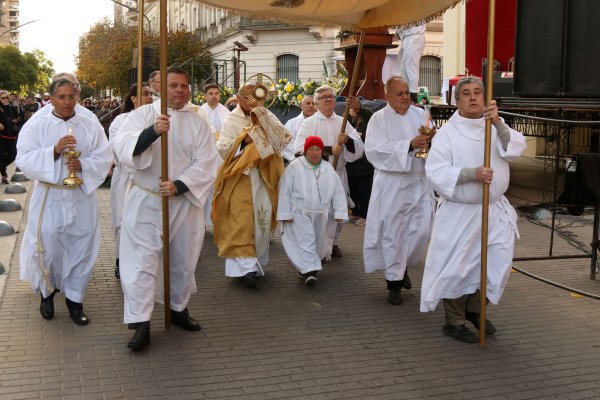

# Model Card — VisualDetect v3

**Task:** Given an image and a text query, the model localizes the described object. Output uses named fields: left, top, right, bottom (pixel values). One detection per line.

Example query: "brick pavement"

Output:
left=1, top=160, right=600, bottom=400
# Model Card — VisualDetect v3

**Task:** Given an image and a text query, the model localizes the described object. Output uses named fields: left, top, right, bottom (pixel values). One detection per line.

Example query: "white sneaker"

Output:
left=304, top=275, right=318, bottom=287
left=355, top=218, right=366, bottom=226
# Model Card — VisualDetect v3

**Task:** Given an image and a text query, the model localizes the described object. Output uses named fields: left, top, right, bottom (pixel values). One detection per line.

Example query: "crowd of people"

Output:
left=10, top=68, right=526, bottom=351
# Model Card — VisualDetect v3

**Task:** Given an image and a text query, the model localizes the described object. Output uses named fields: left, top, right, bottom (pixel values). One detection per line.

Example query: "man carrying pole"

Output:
left=420, top=76, right=526, bottom=343
left=112, top=66, right=219, bottom=350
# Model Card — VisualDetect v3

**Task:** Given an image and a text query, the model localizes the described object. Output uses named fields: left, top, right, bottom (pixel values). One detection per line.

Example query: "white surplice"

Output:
left=363, top=105, right=435, bottom=281
left=277, top=157, right=348, bottom=273
left=420, top=111, right=527, bottom=312
left=112, top=102, right=218, bottom=323
left=108, top=111, right=133, bottom=258
left=201, top=103, right=230, bottom=134
left=294, top=111, right=365, bottom=249
left=16, top=112, right=113, bottom=302
left=28, top=103, right=97, bottom=121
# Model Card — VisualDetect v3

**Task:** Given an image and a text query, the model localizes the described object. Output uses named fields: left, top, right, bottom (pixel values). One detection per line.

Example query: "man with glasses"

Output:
left=294, top=85, right=365, bottom=259
left=16, top=78, right=113, bottom=326
left=29, top=73, right=96, bottom=121
left=148, top=70, right=161, bottom=100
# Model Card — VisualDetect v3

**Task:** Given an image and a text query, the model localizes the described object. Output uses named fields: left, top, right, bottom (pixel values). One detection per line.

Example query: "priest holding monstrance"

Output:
left=213, top=75, right=292, bottom=288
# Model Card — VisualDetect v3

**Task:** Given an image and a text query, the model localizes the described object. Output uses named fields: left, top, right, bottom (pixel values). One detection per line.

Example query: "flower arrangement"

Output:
left=273, top=67, right=348, bottom=112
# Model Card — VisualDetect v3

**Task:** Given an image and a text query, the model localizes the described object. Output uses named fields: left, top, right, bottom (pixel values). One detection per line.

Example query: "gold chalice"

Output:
left=415, top=105, right=433, bottom=159
left=63, top=129, right=83, bottom=186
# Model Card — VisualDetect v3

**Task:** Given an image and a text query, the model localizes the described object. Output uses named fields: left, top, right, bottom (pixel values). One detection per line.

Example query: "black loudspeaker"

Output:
left=482, top=70, right=514, bottom=98
left=514, top=0, right=600, bottom=97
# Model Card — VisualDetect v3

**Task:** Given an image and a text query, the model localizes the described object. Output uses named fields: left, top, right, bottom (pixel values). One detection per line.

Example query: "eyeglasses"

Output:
left=319, top=95, right=335, bottom=101
left=0, top=96, right=8, bottom=100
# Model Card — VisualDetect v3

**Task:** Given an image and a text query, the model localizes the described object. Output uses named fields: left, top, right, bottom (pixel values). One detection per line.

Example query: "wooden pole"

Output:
left=159, top=0, right=171, bottom=331
left=332, top=29, right=366, bottom=170
left=135, top=0, right=144, bottom=107
left=480, top=0, right=496, bottom=348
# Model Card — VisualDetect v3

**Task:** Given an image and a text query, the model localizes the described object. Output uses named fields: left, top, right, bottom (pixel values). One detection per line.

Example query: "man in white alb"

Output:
left=281, top=94, right=316, bottom=163
left=363, top=76, right=435, bottom=305
left=16, top=78, right=113, bottom=326
left=422, top=76, right=526, bottom=343
left=112, top=67, right=219, bottom=350
left=200, top=83, right=230, bottom=134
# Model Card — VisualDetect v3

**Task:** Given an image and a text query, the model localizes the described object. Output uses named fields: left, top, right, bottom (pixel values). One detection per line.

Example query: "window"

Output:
left=276, top=54, right=299, bottom=82
left=419, top=55, right=442, bottom=96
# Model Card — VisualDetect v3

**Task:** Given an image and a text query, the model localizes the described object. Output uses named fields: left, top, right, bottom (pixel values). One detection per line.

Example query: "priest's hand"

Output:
left=338, top=132, right=349, bottom=145
left=66, top=159, right=81, bottom=173
left=483, top=100, right=500, bottom=125
left=476, top=166, right=494, bottom=184
left=159, top=179, right=177, bottom=196
left=332, top=144, right=342, bottom=156
left=410, top=134, right=429, bottom=151
left=154, top=115, right=170, bottom=136
left=54, top=135, right=77, bottom=156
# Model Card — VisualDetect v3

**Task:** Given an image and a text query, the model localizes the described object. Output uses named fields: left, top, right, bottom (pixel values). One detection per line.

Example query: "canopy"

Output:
left=198, top=0, right=462, bottom=29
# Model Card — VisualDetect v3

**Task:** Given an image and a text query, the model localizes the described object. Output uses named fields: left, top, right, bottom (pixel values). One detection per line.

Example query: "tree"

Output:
left=0, top=46, right=38, bottom=92
left=77, top=19, right=212, bottom=96
left=25, top=49, right=55, bottom=95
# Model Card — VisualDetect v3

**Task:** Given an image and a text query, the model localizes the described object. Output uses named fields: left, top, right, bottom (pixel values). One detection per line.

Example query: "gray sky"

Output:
left=19, top=0, right=114, bottom=73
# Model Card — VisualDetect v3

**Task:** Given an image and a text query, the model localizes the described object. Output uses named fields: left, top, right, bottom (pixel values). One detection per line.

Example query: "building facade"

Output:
left=0, top=0, right=20, bottom=47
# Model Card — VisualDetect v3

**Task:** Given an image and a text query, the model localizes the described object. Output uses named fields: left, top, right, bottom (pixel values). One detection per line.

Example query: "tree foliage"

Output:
left=77, top=19, right=212, bottom=96
left=0, top=46, right=54, bottom=94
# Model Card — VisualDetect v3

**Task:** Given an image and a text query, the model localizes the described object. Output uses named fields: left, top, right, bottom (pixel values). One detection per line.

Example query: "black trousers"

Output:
left=348, top=175, right=373, bottom=219
left=0, top=137, right=17, bottom=177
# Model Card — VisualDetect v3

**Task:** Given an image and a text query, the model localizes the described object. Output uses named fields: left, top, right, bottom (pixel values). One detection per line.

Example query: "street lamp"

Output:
left=0, top=19, right=40, bottom=38
left=109, top=0, right=151, bottom=32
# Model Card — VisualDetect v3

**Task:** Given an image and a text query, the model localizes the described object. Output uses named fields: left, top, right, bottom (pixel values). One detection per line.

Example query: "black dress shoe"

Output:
left=115, top=258, right=120, bottom=280
left=171, top=308, right=201, bottom=331
left=387, top=287, right=402, bottom=305
left=65, top=298, right=90, bottom=325
left=465, top=311, right=496, bottom=335
left=128, top=321, right=150, bottom=350
left=331, top=245, right=342, bottom=258
left=70, top=309, right=90, bottom=326
left=401, top=271, right=412, bottom=290
left=442, top=324, right=478, bottom=343
left=40, top=291, right=57, bottom=320
left=243, top=271, right=258, bottom=288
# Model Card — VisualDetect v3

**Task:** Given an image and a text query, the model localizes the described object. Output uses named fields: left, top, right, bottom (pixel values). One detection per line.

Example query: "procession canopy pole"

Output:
left=159, top=0, right=171, bottom=331
left=136, top=0, right=145, bottom=106
left=480, top=0, right=496, bottom=348
left=333, top=29, right=366, bottom=170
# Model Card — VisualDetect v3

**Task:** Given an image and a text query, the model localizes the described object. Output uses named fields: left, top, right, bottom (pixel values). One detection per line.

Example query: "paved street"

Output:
left=1, top=159, right=600, bottom=400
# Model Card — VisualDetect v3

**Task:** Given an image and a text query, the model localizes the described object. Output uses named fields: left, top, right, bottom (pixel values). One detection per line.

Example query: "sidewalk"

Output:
left=1, top=161, right=600, bottom=400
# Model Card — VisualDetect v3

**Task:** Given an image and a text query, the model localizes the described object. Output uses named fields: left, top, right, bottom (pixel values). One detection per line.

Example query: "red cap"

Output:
left=304, top=135, right=324, bottom=153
